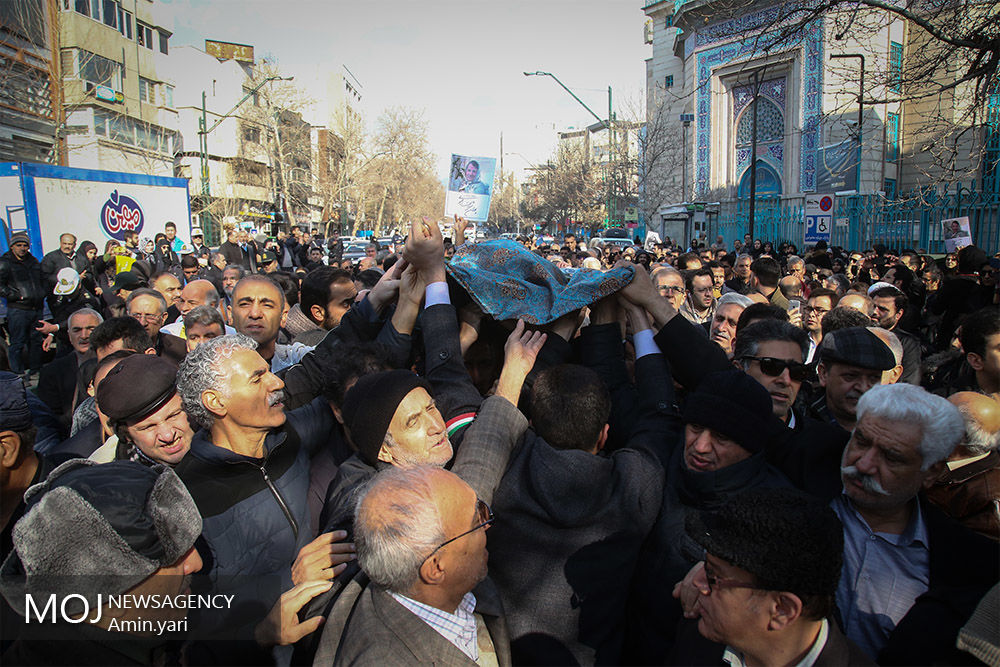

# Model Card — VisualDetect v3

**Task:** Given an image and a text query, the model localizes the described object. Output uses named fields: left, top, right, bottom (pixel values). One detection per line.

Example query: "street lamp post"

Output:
left=524, top=71, right=615, bottom=227
left=198, top=75, right=292, bottom=243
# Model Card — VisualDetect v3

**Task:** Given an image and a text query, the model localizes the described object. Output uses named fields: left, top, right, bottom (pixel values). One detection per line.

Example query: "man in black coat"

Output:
left=484, top=293, right=678, bottom=666
left=38, top=233, right=76, bottom=293
left=36, top=307, right=102, bottom=434
left=0, top=232, right=45, bottom=379
left=605, top=267, right=793, bottom=663
left=218, top=229, right=245, bottom=267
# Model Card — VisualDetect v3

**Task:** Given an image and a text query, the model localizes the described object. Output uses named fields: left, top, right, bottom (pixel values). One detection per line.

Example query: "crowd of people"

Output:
left=0, top=216, right=997, bottom=666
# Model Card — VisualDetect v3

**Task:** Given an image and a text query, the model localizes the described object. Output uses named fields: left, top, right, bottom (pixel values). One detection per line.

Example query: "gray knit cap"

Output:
left=0, top=459, right=202, bottom=617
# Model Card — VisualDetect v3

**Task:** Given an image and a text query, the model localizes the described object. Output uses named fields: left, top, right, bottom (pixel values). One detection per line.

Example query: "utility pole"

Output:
left=197, top=74, right=292, bottom=243
left=745, top=65, right=768, bottom=240
left=524, top=71, right=613, bottom=229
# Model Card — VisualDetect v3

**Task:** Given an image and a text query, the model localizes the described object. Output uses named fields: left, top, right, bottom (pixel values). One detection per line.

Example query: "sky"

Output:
left=163, top=0, right=650, bottom=181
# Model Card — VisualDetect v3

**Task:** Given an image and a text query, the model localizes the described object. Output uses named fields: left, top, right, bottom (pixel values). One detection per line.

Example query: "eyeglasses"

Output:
left=803, top=306, right=830, bottom=316
left=130, top=312, right=163, bottom=323
left=424, top=499, right=493, bottom=561
left=658, top=286, right=686, bottom=294
left=703, top=565, right=765, bottom=593
left=740, top=356, right=811, bottom=382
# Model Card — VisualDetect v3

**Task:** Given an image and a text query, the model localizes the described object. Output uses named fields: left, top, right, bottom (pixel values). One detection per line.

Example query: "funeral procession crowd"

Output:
left=0, top=218, right=998, bottom=666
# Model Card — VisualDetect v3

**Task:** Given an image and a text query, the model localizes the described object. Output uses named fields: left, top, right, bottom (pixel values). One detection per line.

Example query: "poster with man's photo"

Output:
left=941, top=216, right=973, bottom=253
left=445, top=154, right=495, bottom=223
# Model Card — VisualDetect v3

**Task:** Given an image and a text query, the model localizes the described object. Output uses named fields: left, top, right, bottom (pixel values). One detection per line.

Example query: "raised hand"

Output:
left=367, top=258, right=407, bottom=314
left=496, top=319, right=547, bottom=404
left=404, top=217, right=446, bottom=283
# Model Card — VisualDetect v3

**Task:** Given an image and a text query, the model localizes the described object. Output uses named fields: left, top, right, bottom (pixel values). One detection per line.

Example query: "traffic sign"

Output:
left=804, top=194, right=833, bottom=244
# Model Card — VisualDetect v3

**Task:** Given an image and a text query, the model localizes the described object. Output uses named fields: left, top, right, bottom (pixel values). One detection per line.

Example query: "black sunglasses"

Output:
left=424, top=499, right=494, bottom=561
left=740, top=356, right=811, bottom=382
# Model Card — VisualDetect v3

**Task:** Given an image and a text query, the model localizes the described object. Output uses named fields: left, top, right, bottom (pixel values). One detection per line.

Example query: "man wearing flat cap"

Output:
left=94, top=354, right=194, bottom=466
left=0, top=459, right=203, bottom=664
left=811, top=326, right=896, bottom=433
left=671, top=488, right=873, bottom=666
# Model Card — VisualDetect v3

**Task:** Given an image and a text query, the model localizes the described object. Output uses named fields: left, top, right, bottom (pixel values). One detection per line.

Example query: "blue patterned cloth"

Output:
left=446, top=240, right=634, bottom=324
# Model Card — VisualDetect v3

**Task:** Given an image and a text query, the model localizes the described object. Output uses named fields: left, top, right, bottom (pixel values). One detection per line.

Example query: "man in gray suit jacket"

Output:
left=317, top=466, right=512, bottom=666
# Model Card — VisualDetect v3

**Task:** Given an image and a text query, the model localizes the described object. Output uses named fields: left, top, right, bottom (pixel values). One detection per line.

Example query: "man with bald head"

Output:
left=839, top=292, right=876, bottom=321
left=316, top=465, right=511, bottom=665
left=925, top=392, right=1000, bottom=540
left=160, top=279, right=232, bottom=338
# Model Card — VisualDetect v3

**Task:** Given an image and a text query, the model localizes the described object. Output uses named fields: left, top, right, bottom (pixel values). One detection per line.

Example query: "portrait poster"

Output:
left=445, top=154, right=495, bottom=223
left=941, top=216, right=972, bottom=253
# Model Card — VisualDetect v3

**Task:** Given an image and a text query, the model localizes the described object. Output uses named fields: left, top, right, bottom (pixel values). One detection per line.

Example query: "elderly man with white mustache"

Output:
left=831, top=383, right=998, bottom=665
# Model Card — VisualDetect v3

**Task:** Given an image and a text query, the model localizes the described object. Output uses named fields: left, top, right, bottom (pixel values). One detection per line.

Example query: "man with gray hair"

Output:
left=925, top=392, right=1000, bottom=540
left=833, top=383, right=998, bottom=663
left=174, top=333, right=342, bottom=662
left=708, top=292, right=753, bottom=357
left=36, top=307, right=102, bottom=433
left=315, top=465, right=511, bottom=665
left=125, top=287, right=186, bottom=363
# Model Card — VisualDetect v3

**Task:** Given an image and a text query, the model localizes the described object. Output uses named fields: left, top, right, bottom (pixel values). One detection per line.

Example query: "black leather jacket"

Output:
left=0, top=250, right=45, bottom=310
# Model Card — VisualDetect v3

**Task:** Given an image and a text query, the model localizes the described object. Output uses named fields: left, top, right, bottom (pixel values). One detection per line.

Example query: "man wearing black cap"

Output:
left=0, top=231, right=45, bottom=382
left=0, top=459, right=203, bottom=662
left=811, top=326, right=896, bottom=433
left=627, top=368, right=793, bottom=663
left=672, top=488, right=872, bottom=666
left=95, top=354, right=194, bottom=466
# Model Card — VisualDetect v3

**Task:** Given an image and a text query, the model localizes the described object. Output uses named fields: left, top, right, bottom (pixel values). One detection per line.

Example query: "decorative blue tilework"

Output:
left=693, top=19, right=823, bottom=195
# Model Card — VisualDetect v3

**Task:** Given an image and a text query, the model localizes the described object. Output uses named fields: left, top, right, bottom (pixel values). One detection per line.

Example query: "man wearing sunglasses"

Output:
left=670, top=488, right=871, bottom=666
left=733, top=319, right=811, bottom=424
left=320, top=465, right=511, bottom=665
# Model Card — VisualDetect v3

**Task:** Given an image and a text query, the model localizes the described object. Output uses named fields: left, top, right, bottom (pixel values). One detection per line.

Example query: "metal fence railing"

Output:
left=710, top=184, right=1000, bottom=253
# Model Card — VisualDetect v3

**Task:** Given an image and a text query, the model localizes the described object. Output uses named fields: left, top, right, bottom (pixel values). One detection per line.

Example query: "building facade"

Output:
left=640, top=0, right=1000, bottom=248
left=58, top=0, right=178, bottom=176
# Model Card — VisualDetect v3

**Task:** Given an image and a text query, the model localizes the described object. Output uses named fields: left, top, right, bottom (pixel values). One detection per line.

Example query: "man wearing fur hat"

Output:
left=671, top=488, right=873, bottom=666
left=0, top=460, right=202, bottom=664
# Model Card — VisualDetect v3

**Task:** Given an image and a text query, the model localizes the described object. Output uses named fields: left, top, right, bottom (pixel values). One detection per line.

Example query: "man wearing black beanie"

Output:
left=320, top=219, right=546, bottom=539
left=627, top=368, right=793, bottom=663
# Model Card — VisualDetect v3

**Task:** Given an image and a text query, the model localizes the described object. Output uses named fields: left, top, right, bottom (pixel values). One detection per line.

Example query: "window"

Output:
left=118, top=7, right=132, bottom=39
left=889, top=42, right=903, bottom=94
left=138, top=77, right=156, bottom=104
left=884, top=178, right=896, bottom=199
left=158, top=30, right=169, bottom=55
left=94, top=108, right=178, bottom=154
left=102, top=0, right=116, bottom=27
left=75, top=49, right=123, bottom=90
left=886, top=111, right=899, bottom=161
left=665, top=14, right=673, bottom=27
left=136, top=21, right=153, bottom=49
left=243, top=125, right=261, bottom=143
left=162, top=84, right=174, bottom=108
left=665, top=75, right=674, bottom=88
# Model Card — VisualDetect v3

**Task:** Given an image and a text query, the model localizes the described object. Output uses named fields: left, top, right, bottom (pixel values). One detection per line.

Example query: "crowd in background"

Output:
left=0, top=216, right=997, bottom=666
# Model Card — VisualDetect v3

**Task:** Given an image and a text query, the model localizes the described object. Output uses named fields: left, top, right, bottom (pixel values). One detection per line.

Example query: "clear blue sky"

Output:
left=164, top=0, right=649, bottom=180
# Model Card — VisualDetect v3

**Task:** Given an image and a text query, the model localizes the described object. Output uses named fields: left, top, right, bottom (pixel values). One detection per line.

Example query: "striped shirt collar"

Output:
left=391, top=591, right=479, bottom=661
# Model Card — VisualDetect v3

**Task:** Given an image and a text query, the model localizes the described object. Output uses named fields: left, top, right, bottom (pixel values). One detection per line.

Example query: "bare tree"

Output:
left=363, top=107, right=443, bottom=236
